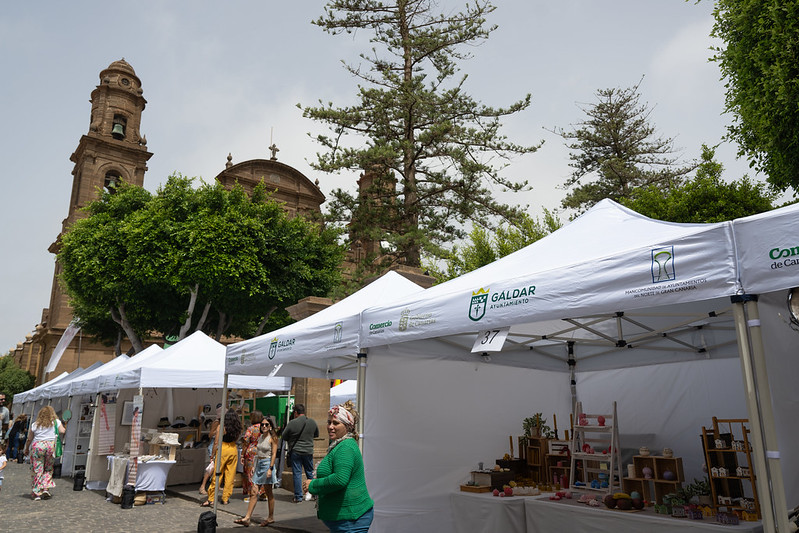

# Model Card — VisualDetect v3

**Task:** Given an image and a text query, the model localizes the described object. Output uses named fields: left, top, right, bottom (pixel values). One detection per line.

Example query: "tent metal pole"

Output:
left=731, top=295, right=790, bottom=532
left=356, top=351, right=367, bottom=455
left=567, top=341, right=576, bottom=419
left=212, top=373, right=229, bottom=517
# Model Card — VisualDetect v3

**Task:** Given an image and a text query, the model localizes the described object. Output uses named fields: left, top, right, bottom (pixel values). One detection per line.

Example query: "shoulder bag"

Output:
left=54, top=420, right=63, bottom=458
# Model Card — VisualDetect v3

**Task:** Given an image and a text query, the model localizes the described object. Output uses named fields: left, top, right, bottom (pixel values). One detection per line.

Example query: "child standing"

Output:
left=0, top=442, right=7, bottom=494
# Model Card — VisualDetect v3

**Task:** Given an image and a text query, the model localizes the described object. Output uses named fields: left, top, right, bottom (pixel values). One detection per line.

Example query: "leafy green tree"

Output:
left=711, top=0, right=799, bottom=193
left=59, top=175, right=344, bottom=352
left=429, top=210, right=562, bottom=281
left=302, top=0, right=539, bottom=268
left=553, top=82, right=695, bottom=213
left=0, top=356, right=35, bottom=402
left=621, top=144, right=777, bottom=222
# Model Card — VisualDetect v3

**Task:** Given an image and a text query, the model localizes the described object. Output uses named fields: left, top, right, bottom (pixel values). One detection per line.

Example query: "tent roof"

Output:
left=22, top=363, right=103, bottom=402
left=14, top=371, right=70, bottom=403
left=226, top=270, right=425, bottom=379
left=47, top=354, right=131, bottom=397
left=140, top=331, right=290, bottom=390
left=361, top=200, right=742, bottom=357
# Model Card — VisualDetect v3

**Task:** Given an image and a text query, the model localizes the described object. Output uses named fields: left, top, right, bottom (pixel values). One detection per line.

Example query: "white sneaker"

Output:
left=42, top=491, right=51, bottom=499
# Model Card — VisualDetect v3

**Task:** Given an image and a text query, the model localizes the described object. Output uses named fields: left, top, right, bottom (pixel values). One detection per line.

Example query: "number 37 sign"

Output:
left=471, top=327, right=510, bottom=353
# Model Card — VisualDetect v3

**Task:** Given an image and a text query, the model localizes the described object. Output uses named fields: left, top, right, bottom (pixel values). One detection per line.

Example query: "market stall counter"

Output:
left=524, top=494, right=764, bottom=533
left=451, top=491, right=764, bottom=533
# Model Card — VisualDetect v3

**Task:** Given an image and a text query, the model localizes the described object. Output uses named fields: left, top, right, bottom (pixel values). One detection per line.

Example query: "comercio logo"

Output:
left=651, top=246, right=676, bottom=283
left=769, top=245, right=799, bottom=270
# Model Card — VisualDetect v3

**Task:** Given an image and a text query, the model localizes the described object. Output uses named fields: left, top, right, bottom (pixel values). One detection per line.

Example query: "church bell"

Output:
left=111, top=122, right=125, bottom=138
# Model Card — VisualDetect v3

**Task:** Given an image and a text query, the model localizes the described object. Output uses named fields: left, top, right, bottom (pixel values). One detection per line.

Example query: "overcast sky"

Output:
left=0, top=1, right=763, bottom=354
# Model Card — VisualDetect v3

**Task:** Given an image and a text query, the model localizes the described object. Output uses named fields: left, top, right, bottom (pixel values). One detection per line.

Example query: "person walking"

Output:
left=202, top=410, right=242, bottom=507
left=240, top=410, right=264, bottom=500
left=0, top=442, right=7, bottom=494
left=6, top=413, right=28, bottom=460
left=282, top=403, right=319, bottom=503
left=23, top=406, right=65, bottom=500
left=303, top=401, right=373, bottom=532
left=234, top=415, right=278, bottom=527
left=0, top=394, right=9, bottom=443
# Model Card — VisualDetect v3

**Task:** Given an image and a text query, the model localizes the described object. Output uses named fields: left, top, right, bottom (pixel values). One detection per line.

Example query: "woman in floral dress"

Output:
left=240, top=410, right=264, bottom=499
left=23, top=406, right=65, bottom=500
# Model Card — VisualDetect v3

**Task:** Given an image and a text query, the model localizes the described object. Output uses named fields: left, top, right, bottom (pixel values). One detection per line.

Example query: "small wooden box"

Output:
left=149, top=443, right=177, bottom=460
left=460, top=484, right=492, bottom=493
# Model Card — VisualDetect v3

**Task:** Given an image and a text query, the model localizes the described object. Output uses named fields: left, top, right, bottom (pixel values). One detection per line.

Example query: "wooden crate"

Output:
left=460, top=484, right=492, bottom=493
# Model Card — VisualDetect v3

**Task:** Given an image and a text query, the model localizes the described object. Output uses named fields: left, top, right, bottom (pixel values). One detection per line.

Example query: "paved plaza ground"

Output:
left=1, top=459, right=327, bottom=533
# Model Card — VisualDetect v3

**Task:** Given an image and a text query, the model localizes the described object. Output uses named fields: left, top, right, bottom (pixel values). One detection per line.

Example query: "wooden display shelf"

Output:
left=702, top=418, right=760, bottom=520
left=622, top=455, right=683, bottom=505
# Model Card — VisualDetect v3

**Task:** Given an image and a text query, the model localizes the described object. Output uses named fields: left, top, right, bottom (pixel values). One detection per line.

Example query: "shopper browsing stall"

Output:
left=202, top=410, right=242, bottom=507
left=240, top=410, right=265, bottom=499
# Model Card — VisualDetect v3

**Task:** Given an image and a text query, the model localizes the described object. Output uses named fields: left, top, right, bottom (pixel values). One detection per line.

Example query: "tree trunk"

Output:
left=399, top=0, right=420, bottom=267
left=195, top=301, right=212, bottom=333
left=109, top=303, right=144, bottom=353
left=254, top=306, right=277, bottom=337
left=178, top=283, right=200, bottom=340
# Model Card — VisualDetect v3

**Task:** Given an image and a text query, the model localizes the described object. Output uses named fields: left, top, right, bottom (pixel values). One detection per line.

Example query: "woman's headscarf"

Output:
left=328, top=404, right=356, bottom=433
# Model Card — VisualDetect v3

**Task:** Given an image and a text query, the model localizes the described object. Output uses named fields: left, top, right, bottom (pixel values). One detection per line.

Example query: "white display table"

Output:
left=524, top=495, right=764, bottom=533
left=450, top=491, right=528, bottom=533
left=450, top=491, right=764, bottom=533
left=106, top=456, right=176, bottom=496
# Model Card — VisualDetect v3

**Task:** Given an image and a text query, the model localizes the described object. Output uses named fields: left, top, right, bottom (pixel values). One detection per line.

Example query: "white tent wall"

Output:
left=362, top=349, right=570, bottom=533
left=575, top=358, right=748, bottom=489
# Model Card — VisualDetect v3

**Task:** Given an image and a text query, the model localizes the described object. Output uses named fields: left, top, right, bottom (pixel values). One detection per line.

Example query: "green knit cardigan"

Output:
left=308, top=438, right=374, bottom=521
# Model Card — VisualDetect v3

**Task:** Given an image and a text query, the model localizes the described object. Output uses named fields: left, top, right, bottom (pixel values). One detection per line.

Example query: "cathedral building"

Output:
left=12, top=59, right=432, bottom=409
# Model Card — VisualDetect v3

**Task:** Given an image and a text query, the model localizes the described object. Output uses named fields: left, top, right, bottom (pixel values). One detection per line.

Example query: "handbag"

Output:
left=54, top=420, right=63, bottom=458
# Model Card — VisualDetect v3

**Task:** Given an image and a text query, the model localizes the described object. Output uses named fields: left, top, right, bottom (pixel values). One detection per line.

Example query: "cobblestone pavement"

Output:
left=1, top=460, right=327, bottom=533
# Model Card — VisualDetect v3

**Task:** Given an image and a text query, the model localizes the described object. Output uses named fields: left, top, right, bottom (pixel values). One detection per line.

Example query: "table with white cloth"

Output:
left=106, top=455, right=176, bottom=496
left=524, top=494, right=764, bottom=533
left=450, top=491, right=528, bottom=533
left=451, top=491, right=764, bottom=533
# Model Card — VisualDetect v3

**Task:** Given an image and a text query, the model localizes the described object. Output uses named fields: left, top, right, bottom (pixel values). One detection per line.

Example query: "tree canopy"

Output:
left=302, top=0, right=539, bottom=268
left=621, top=144, right=777, bottom=222
left=429, top=210, right=562, bottom=282
left=711, top=0, right=799, bottom=193
left=0, top=356, right=35, bottom=402
left=58, top=175, right=344, bottom=352
left=554, top=82, right=695, bottom=213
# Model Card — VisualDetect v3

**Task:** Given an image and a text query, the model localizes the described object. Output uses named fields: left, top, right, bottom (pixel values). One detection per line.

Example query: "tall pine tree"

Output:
left=302, top=0, right=539, bottom=268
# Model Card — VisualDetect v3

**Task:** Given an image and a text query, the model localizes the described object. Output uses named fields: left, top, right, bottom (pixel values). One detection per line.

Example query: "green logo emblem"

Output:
left=469, top=288, right=489, bottom=321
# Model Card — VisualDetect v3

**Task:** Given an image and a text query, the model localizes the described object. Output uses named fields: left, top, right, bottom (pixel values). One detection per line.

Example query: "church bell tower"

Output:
left=37, top=59, right=152, bottom=381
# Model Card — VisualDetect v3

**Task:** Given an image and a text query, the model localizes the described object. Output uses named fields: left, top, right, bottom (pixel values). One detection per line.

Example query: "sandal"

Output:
left=259, top=519, right=275, bottom=527
left=234, top=518, right=251, bottom=527
left=200, top=500, right=211, bottom=507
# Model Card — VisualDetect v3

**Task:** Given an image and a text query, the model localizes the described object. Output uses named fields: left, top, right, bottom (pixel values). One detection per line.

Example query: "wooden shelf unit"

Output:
left=702, top=418, right=760, bottom=520
left=568, top=401, right=622, bottom=495
left=525, top=437, right=548, bottom=483
left=544, top=440, right=572, bottom=488
left=622, top=455, right=684, bottom=505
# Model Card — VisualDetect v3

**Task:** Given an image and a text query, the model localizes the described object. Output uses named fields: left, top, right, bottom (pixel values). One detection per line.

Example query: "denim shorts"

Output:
left=322, top=507, right=374, bottom=533
left=252, top=458, right=276, bottom=486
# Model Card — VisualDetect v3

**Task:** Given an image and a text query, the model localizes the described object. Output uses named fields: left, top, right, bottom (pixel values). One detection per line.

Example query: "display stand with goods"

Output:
left=525, top=436, right=549, bottom=484
left=622, top=453, right=684, bottom=505
left=544, top=440, right=572, bottom=489
left=568, top=401, right=622, bottom=495
left=702, top=417, right=761, bottom=520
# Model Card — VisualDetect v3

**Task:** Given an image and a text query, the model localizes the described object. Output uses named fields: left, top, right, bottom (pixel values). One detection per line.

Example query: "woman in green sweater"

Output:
left=303, top=401, right=374, bottom=532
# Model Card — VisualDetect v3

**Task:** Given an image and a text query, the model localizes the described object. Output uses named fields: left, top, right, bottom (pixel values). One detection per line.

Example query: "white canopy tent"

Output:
left=354, top=200, right=797, bottom=532
left=329, top=380, right=357, bottom=407
left=226, top=270, right=425, bottom=380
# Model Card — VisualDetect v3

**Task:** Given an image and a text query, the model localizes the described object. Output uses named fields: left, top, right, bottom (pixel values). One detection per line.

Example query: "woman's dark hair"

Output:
left=249, top=410, right=264, bottom=425
left=224, top=410, right=243, bottom=441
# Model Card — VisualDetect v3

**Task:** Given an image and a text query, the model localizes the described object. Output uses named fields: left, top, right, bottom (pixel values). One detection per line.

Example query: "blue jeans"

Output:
left=291, top=452, right=314, bottom=501
left=323, top=507, right=374, bottom=533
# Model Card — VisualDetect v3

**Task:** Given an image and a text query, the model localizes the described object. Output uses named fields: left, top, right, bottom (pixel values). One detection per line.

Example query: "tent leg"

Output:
left=356, top=352, right=367, bottom=456
left=732, top=296, right=790, bottom=532
left=212, top=374, right=229, bottom=516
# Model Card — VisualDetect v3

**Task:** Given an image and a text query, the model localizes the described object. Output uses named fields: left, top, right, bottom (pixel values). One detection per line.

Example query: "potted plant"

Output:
left=683, top=477, right=712, bottom=506
left=523, top=413, right=554, bottom=439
